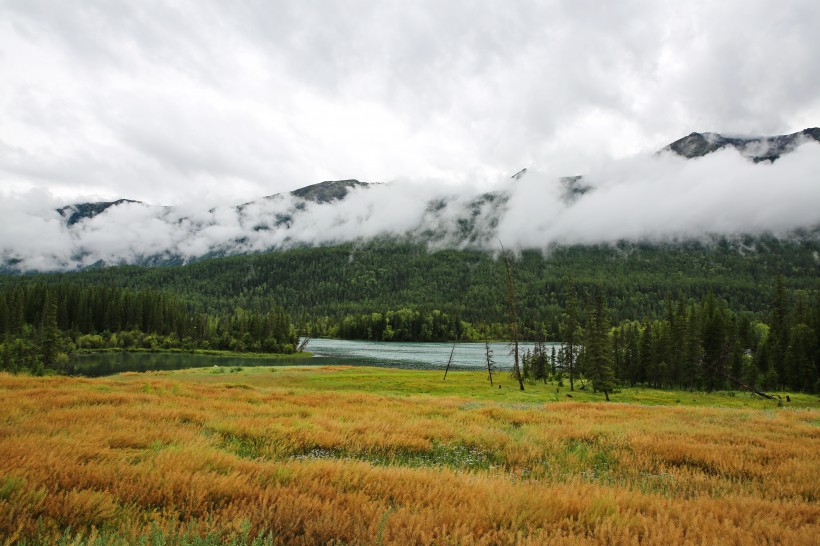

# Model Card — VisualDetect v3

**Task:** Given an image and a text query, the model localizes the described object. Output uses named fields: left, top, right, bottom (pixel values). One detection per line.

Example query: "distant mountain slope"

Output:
left=289, top=179, right=369, bottom=203
left=662, top=127, right=820, bottom=162
left=3, top=237, right=818, bottom=326
left=1, top=129, right=816, bottom=273
left=57, top=199, right=142, bottom=226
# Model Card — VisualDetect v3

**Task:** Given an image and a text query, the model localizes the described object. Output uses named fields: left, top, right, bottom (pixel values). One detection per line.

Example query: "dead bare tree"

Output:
left=500, top=242, right=525, bottom=391
left=702, top=343, right=775, bottom=399
left=485, top=341, right=495, bottom=386
left=443, top=340, right=456, bottom=380
left=297, top=337, right=311, bottom=353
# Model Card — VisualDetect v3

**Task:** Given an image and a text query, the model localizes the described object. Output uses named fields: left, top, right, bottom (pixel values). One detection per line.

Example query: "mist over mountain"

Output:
left=2, top=130, right=819, bottom=272
left=663, top=128, right=820, bottom=162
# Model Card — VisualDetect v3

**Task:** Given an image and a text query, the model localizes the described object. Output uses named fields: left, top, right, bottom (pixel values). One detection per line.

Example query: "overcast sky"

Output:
left=1, top=0, right=819, bottom=206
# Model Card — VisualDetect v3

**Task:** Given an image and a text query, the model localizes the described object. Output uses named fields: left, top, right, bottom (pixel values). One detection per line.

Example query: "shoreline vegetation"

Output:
left=74, top=347, right=314, bottom=359
left=0, top=365, right=817, bottom=545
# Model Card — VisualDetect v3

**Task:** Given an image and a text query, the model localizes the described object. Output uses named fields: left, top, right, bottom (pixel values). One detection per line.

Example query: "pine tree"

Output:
left=683, top=303, right=703, bottom=389
left=0, top=296, right=9, bottom=335
left=670, top=295, right=687, bottom=387
left=9, top=289, right=25, bottom=334
left=583, top=289, right=616, bottom=401
left=701, top=292, right=728, bottom=391
left=785, top=323, right=816, bottom=391
left=769, top=274, right=789, bottom=388
left=38, top=292, right=61, bottom=369
left=639, top=321, right=654, bottom=387
left=532, top=341, right=548, bottom=383
left=501, top=246, right=524, bottom=391
left=562, top=278, right=581, bottom=391
left=812, top=290, right=820, bottom=391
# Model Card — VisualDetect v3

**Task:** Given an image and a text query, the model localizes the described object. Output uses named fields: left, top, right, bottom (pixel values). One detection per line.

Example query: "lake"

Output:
left=70, top=338, right=562, bottom=376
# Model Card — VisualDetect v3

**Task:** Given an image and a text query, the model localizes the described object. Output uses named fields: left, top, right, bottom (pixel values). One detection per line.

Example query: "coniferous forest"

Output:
left=0, top=283, right=298, bottom=375
left=0, top=238, right=818, bottom=391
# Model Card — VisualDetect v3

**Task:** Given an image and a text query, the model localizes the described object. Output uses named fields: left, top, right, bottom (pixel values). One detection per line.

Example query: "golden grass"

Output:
left=0, top=367, right=818, bottom=545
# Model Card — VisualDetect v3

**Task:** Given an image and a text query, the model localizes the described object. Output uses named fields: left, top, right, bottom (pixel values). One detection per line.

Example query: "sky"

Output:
left=1, top=0, right=819, bottom=207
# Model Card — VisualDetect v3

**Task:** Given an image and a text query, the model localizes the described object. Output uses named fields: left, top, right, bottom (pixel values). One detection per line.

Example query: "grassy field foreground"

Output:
left=0, top=366, right=818, bottom=545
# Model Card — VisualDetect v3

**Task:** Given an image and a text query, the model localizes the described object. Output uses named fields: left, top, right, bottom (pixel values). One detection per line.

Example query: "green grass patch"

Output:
left=169, top=365, right=818, bottom=409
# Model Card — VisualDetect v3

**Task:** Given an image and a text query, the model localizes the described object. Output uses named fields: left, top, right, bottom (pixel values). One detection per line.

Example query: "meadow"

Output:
left=0, top=366, right=818, bottom=545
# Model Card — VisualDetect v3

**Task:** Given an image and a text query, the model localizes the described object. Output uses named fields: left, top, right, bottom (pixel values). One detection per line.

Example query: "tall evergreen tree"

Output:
left=583, top=289, right=616, bottom=401
left=501, top=247, right=524, bottom=391
left=769, top=274, right=789, bottom=388
left=562, top=278, right=581, bottom=391
left=701, top=292, right=728, bottom=391
left=639, top=321, right=654, bottom=387
left=38, top=292, right=60, bottom=369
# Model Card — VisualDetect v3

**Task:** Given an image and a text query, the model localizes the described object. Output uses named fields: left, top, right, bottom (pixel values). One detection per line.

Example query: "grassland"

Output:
left=1, top=366, right=818, bottom=545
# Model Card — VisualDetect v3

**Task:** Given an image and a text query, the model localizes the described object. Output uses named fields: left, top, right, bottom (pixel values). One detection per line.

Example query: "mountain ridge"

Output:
left=56, top=128, right=819, bottom=224
left=662, top=127, right=820, bottom=162
left=2, top=129, right=816, bottom=273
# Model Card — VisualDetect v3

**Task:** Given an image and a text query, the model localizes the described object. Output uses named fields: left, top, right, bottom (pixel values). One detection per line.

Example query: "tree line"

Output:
left=0, top=283, right=298, bottom=374
left=517, top=277, right=819, bottom=393
left=304, top=275, right=819, bottom=393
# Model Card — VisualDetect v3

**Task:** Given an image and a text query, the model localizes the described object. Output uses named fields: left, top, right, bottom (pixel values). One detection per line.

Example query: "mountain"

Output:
left=662, top=127, right=820, bottom=162
left=1, top=129, right=817, bottom=273
left=288, top=179, right=369, bottom=204
left=60, top=181, right=371, bottom=228
left=57, top=199, right=142, bottom=226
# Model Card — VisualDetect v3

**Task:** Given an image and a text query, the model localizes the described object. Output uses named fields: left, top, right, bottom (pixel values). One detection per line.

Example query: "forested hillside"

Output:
left=3, top=236, right=816, bottom=329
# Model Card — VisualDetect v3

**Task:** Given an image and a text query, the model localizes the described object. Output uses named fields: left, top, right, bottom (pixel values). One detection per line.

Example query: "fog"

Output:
left=2, top=142, right=818, bottom=272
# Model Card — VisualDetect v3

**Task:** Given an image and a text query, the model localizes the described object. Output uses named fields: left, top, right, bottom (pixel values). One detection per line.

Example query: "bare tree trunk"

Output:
left=500, top=243, right=525, bottom=391
left=297, top=337, right=310, bottom=353
left=443, top=340, right=456, bottom=381
left=702, top=359, right=775, bottom=399
left=485, top=341, right=494, bottom=386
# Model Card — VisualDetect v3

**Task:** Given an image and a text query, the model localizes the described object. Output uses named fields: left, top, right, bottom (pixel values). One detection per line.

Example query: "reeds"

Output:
left=0, top=369, right=817, bottom=545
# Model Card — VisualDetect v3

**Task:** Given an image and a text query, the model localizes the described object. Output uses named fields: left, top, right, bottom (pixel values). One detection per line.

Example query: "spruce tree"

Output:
left=769, top=274, right=789, bottom=388
left=583, top=289, right=616, bottom=401
left=562, top=278, right=581, bottom=391
left=38, top=292, right=60, bottom=369
left=701, top=292, right=728, bottom=391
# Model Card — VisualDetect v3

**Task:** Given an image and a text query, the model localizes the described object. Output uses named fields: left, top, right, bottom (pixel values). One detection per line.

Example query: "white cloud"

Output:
left=0, top=0, right=818, bottom=207
left=2, top=142, right=818, bottom=271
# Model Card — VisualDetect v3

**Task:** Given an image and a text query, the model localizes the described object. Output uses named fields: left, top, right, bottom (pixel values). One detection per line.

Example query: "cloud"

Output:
left=2, top=142, right=818, bottom=272
left=1, top=0, right=819, bottom=207
left=497, top=142, right=820, bottom=246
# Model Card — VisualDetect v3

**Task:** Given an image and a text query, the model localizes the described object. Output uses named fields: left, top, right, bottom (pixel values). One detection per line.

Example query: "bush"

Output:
left=77, top=334, right=105, bottom=349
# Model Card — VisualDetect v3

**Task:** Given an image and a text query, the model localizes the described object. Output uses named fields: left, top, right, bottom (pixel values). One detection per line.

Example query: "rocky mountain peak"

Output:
left=662, top=128, right=820, bottom=162
left=57, top=199, right=141, bottom=226
left=289, top=179, right=369, bottom=204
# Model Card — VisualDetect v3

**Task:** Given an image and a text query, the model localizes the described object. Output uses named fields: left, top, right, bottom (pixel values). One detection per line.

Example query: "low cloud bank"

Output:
left=2, top=143, right=819, bottom=272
